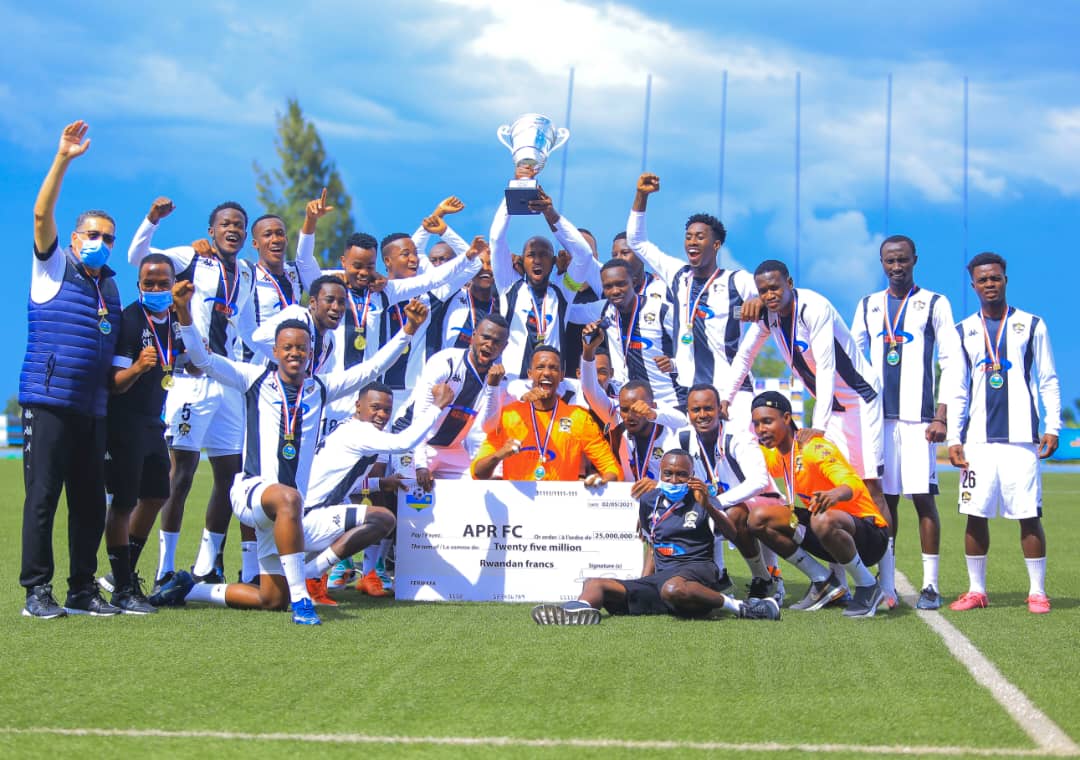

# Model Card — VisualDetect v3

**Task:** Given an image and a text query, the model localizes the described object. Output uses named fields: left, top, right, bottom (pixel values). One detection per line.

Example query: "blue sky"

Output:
left=1, top=1, right=1077, bottom=411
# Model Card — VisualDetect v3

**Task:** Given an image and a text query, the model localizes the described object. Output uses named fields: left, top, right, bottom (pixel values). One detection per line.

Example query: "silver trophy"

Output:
left=497, top=113, right=570, bottom=215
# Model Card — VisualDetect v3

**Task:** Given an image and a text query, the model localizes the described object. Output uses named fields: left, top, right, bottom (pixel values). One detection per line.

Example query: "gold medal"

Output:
left=788, top=506, right=799, bottom=530
left=161, top=372, right=175, bottom=390
left=354, top=334, right=366, bottom=351
left=360, top=488, right=373, bottom=507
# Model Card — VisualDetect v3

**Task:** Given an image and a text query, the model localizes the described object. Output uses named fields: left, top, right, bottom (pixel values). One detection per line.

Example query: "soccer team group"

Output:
left=20, top=120, right=1061, bottom=626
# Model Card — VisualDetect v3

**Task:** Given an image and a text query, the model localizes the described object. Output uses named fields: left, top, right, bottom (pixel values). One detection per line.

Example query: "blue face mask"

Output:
left=658, top=480, right=689, bottom=503
left=78, top=237, right=111, bottom=270
left=141, top=289, right=173, bottom=313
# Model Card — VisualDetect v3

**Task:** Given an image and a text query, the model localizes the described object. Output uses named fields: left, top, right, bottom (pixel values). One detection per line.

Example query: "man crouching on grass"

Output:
left=531, top=449, right=780, bottom=624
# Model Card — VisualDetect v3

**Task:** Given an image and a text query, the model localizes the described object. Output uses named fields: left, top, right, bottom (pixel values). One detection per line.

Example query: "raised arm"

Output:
left=127, top=197, right=189, bottom=268
left=34, top=121, right=92, bottom=254
left=626, top=174, right=685, bottom=285
left=579, top=324, right=617, bottom=425
left=324, top=299, right=428, bottom=401
left=489, top=192, right=516, bottom=293
left=172, top=281, right=260, bottom=391
left=296, top=188, right=335, bottom=288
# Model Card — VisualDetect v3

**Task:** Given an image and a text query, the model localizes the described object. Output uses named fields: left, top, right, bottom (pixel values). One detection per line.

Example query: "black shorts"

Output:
left=105, top=417, right=170, bottom=510
left=795, top=508, right=889, bottom=567
left=613, top=561, right=723, bottom=618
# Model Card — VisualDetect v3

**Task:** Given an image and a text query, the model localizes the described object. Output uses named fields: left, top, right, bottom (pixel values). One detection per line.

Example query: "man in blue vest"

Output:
left=20, top=120, right=123, bottom=618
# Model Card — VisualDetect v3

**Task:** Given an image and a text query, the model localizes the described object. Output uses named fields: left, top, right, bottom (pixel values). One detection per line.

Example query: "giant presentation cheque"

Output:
left=395, top=480, right=643, bottom=602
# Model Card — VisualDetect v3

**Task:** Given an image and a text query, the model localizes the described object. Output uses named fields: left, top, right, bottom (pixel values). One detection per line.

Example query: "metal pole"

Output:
left=963, top=76, right=969, bottom=315
left=641, top=74, right=652, bottom=174
left=718, top=70, right=728, bottom=220
left=795, top=71, right=801, bottom=282
left=557, top=66, right=574, bottom=209
left=884, top=73, right=892, bottom=238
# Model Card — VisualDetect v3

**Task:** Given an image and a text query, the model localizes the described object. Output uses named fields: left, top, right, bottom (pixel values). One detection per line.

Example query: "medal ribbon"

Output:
left=629, top=422, right=661, bottom=481
left=694, top=427, right=723, bottom=492
left=348, top=289, right=371, bottom=335
left=311, top=328, right=332, bottom=375
left=783, top=440, right=800, bottom=508
left=527, top=288, right=549, bottom=341
left=211, top=258, right=237, bottom=314
left=466, top=290, right=492, bottom=336
left=617, top=296, right=643, bottom=362
left=882, top=286, right=916, bottom=347
left=648, top=496, right=682, bottom=545
left=141, top=306, right=173, bottom=374
left=256, top=263, right=293, bottom=309
left=463, top=351, right=486, bottom=387
left=778, top=291, right=800, bottom=359
left=979, top=307, right=1009, bottom=371
left=529, top=398, right=561, bottom=468
left=278, top=376, right=304, bottom=442
left=684, top=268, right=722, bottom=336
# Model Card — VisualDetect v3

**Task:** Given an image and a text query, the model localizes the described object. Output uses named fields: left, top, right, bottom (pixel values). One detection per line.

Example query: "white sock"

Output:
left=192, top=530, right=226, bottom=576
left=878, top=537, right=896, bottom=592
left=362, top=545, right=381, bottom=576
left=788, top=548, right=830, bottom=582
left=280, top=552, right=311, bottom=603
left=921, top=553, right=940, bottom=591
left=844, top=554, right=876, bottom=587
left=744, top=552, right=770, bottom=581
left=1024, top=557, right=1046, bottom=596
left=185, top=583, right=228, bottom=606
left=240, top=541, right=259, bottom=583
left=305, top=547, right=342, bottom=579
left=830, top=561, right=849, bottom=590
left=378, top=537, right=393, bottom=566
left=712, top=536, right=727, bottom=575
left=965, top=554, right=987, bottom=594
left=761, top=544, right=780, bottom=576
left=722, top=595, right=741, bottom=616
left=157, top=530, right=180, bottom=580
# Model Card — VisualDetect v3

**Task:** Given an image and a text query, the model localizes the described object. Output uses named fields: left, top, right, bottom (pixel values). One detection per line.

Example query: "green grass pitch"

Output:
left=0, top=460, right=1077, bottom=758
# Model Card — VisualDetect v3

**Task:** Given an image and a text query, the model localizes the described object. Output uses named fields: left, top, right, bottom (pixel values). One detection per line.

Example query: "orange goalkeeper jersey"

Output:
left=761, top=437, right=886, bottom=527
left=472, top=398, right=622, bottom=481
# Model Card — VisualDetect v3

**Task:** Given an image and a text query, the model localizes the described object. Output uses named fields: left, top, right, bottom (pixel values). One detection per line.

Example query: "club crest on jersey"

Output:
left=683, top=511, right=700, bottom=529
left=961, top=490, right=972, bottom=504
left=912, top=300, right=927, bottom=310
left=1012, top=322, right=1026, bottom=334
left=400, top=453, right=413, bottom=466
left=177, top=423, right=192, bottom=437
left=651, top=446, right=663, bottom=460
left=559, top=418, right=573, bottom=433
left=643, top=312, right=657, bottom=324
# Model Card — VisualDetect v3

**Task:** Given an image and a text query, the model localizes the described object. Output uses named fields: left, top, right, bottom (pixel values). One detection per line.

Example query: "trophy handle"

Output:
left=496, top=125, right=514, bottom=152
left=552, top=128, right=570, bottom=152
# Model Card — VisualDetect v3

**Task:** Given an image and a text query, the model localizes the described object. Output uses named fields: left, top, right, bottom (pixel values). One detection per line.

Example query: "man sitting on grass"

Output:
left=531, top=449, right=781, bottom=624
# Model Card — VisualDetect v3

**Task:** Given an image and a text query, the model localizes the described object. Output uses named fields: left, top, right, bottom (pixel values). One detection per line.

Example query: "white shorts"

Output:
left=230, top=474, right=365, bottom=575
left=165, top=373, right=243, bottom=456
left=413, top=444, right=474, bottom=479
left=823, top=393, right=884, bottom=481
left=958, top=442, right=1042, bottom=520
left=882, top=419, right=939, bottom=496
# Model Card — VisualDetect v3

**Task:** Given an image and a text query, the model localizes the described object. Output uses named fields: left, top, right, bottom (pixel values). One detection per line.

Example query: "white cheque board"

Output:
left=395, top=480, right=644, bottom=602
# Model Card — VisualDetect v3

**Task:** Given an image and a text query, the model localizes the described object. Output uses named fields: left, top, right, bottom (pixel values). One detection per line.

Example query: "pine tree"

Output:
left=254, top=99, right=354, bottom=268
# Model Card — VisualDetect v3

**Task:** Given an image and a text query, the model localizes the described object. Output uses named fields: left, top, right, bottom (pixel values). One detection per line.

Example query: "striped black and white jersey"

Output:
left=429, top=288, right=498, bottom=355
left=305, top=404, right=445, bottom=509
left=567, top=278, right=681, bottom=408
left=180, top=321, right=412, bottom=494
left=244, top=233, right=323, bottom=362
left=490, top=200, right=600, bottom=380
left=852, top=287, right=961, bottom=423
left=947, top=306, right=1061, bottom=446
left=390, top=347, right=505, bottom=460
left=677, top=427, right=778, bottom=509
left=723, top=288, right=881, bottom=432
left=626, top=211, right=757, bottom=393
left=249, top=304, right=338, bottom=376
left=128, top=218, right=256, bottom=360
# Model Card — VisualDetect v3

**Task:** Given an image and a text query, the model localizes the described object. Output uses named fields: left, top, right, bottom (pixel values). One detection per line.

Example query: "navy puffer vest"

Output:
left=19, top=250, right=122, bottom=417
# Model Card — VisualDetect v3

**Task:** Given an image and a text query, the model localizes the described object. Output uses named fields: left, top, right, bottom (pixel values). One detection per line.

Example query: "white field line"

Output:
left=895, top=570, right=1079, bottom=757
left=0, top=726, right=1071, bottom=757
